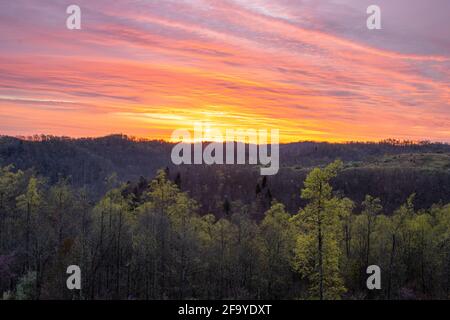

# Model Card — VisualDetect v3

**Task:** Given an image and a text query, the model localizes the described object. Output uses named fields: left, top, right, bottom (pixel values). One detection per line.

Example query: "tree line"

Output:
left=2, top=135, right=450, bottom=214
left=0, top=161, right=449, bottom=300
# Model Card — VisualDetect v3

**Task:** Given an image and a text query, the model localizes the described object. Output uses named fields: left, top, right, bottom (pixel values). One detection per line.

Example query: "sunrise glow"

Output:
left=1, top=1, right=449, bottom=142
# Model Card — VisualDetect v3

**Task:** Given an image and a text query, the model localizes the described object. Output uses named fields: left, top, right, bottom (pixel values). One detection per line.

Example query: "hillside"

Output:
left=1, top=135, right=450, bottom=213
left=1, top=135, right=450, bottom=300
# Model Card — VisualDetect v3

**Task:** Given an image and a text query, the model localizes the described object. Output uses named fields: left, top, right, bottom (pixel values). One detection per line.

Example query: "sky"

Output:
left=0, top=0, right=449, bottom=142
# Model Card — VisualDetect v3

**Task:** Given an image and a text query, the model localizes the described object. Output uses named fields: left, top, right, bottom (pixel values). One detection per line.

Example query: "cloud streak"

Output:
left=0, top=0, right=449, bottom=142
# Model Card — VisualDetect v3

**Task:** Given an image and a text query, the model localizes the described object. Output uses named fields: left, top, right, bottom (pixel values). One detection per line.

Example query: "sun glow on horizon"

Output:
left=0, top=1, right=449, bottom=143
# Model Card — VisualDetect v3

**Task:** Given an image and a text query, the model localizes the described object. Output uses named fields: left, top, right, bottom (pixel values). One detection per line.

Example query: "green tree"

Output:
left=0, top=165, right=24, bottom=252
left=361, top=195, right=382, bottom=267
left=16, top=176, right=43, bottom=271
left=259, top=202, right=295, bottom=298
left=292, top=160, right=352, bottom=299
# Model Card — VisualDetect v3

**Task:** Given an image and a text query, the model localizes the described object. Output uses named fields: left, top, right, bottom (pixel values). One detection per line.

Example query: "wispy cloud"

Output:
left=0, top=0, right=449, bottom=141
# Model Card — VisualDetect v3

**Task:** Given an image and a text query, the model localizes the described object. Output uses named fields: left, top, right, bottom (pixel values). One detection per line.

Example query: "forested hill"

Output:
left=1, top=134, right=450, bottom=214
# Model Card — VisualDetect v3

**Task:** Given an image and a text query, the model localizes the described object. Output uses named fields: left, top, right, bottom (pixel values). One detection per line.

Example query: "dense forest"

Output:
left=0, top=135, right=449, bottom=299
left=1, top=135, right=450, bottom=213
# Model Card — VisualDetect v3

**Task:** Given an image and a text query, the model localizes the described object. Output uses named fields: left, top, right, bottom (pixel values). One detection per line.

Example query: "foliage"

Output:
left=1, top=158, right=450, bottom=300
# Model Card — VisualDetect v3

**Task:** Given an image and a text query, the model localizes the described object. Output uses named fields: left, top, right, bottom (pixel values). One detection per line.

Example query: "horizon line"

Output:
left=1, top=133, right=448, bottom=146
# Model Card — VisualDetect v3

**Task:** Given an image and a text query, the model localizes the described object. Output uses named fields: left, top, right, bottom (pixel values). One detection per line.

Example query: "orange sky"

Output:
left=0, top=0, right=449, bottom=142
